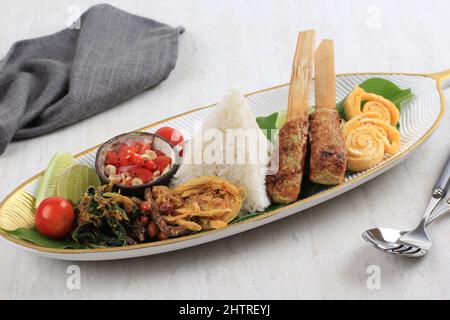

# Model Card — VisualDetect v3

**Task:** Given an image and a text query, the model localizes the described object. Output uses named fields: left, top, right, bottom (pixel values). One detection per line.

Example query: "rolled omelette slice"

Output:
left=343, top=113, right=401, bottom=172
left=344, top=86, right=400, bottom=126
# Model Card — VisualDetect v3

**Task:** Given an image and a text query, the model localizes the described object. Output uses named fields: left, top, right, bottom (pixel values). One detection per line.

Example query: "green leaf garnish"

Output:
left=230, top=212, right=264, bottom=224
left=230, top=203, right=286, bottom=225
left=256, top=112, right=278, bottom=141
left=4, top=228, right=75, bottom=249
left=256, top=107, right=315, bottom=142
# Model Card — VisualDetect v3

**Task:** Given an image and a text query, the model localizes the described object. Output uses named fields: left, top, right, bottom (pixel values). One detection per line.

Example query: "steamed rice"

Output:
left=171, top=90, right=271, bottom=213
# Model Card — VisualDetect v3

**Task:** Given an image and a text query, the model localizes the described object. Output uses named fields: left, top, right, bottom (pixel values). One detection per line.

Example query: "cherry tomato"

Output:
left=117, top=144, right=128, bottom=159
left=155, top=127, right=184, bottom=146
left=133, top=142, right=143, bottom=154
left=134, top=142, right=152, bottom=154
left=128, top=166, right=153, bottom=183
left=105, top=151, right=118, bottom=166
left=117, top=144, right=136, bottom=166
left=144, top=159, right=157, bottom=170
left=155, top=150, right=166, bottom=157
left=154, top=156, right=172, bottom=172
left=35, top=197, right=74, bottom=238
left=133, top=155, right=145, bottom=165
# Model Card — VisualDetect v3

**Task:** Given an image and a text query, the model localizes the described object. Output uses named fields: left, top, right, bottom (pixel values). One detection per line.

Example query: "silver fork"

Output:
left=386, top=155, right=450, bottom=256
left=362, top=199, right=450, bottom=256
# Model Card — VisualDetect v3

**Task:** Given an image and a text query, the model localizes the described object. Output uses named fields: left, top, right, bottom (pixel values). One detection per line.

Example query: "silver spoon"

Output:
left=362, top=155, right=450, bottom=257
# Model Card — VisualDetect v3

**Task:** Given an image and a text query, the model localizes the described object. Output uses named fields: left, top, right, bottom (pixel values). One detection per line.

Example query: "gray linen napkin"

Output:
left=0, top=4, right=184, bottom=154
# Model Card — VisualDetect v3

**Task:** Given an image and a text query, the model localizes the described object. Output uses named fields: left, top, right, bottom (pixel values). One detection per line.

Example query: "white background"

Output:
left=1, top=0, right=450, bottom=299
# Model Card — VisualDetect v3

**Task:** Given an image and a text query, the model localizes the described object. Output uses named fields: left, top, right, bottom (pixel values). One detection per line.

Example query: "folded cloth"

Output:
left=0, top=4, right=184, bottom=154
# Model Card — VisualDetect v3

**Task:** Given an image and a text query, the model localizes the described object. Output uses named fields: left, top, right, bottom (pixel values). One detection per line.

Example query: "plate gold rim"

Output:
left=0, top=71, right=446, bottom=255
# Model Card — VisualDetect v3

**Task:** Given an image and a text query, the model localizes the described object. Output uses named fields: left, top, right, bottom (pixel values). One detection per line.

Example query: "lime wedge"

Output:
left=275, top=110, right=287, bottom=129
left=275, top=107, right=314, bottom=129
left=56, top=164, right=100, bottom=205
left=35, top=153, right=76, bottom=208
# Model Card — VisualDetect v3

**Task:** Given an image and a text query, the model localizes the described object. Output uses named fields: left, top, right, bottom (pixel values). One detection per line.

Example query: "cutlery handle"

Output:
left=433, top=155, right=450, bottom=198
left=419, top=155, right=450, bottom=227
left=426, top=199, right=450, bottom=227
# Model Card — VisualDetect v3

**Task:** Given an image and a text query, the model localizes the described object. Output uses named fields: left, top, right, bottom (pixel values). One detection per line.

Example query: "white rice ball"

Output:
left=172, top=90, right=271, bottom=213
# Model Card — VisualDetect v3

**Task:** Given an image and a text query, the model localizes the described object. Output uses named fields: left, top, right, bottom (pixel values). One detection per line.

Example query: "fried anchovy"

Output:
left=144, top=188, right=190, bottom=238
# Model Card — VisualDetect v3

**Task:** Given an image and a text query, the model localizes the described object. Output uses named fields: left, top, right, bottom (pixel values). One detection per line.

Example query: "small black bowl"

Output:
left=95, top=132, right=181, bottom=198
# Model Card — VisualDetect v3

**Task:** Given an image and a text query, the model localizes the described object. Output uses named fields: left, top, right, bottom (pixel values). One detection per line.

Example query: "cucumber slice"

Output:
left=56, top=164, right=100, bottom=205
left=34, top=153, right=76, bottom=208
left=275, top=110, right=287, bottom=129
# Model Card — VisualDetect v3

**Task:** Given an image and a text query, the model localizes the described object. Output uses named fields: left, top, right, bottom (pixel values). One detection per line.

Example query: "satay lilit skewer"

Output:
left=308, top=40, right=347, bottom=185
left=267, top=30, right=316, bottom=204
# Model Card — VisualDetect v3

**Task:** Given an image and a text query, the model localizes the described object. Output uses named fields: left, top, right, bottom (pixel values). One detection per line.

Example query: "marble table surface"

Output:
left=1, top=0, right=450, bottom=299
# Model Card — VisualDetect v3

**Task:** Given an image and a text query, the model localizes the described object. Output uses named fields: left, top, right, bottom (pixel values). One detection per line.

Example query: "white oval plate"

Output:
left=0, top=71, right=448, bottom=261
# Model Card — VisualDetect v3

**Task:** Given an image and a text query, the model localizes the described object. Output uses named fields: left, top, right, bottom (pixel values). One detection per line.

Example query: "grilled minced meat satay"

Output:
left=266, top=119, right=309, bottom=204
left=309, top=40, right=347, bottom=185
left=309, top=109, right=347, bottom=184
left=267, top=30, right=315, bottom=204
